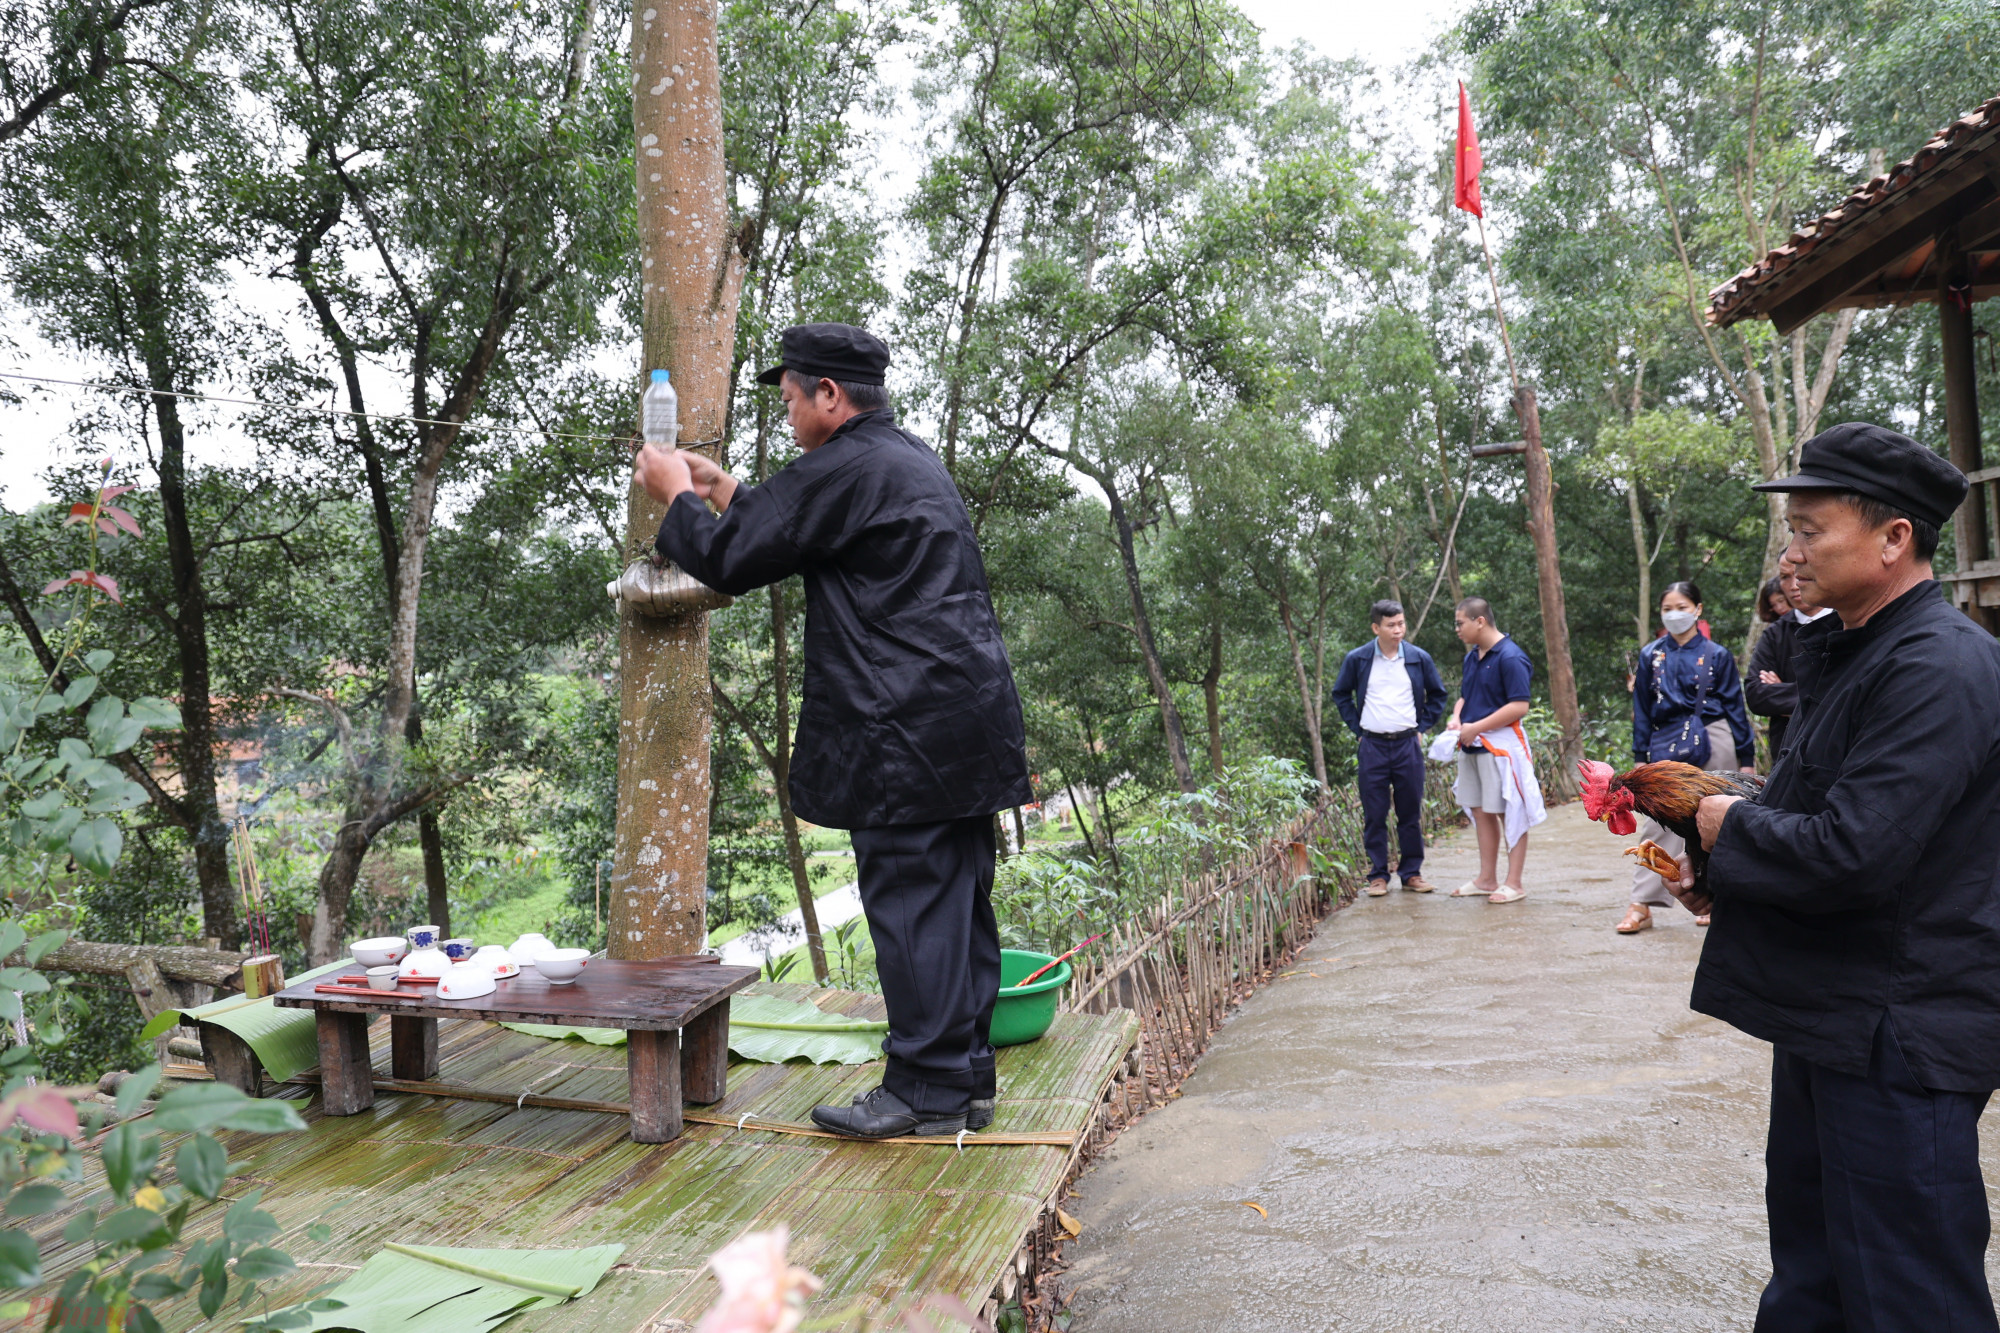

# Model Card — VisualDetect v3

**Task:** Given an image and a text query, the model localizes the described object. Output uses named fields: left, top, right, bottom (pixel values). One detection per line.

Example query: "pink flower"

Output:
left=0, top=1085, right=80, bottom=1140
left=694, top=1226, right=823, bottom=1333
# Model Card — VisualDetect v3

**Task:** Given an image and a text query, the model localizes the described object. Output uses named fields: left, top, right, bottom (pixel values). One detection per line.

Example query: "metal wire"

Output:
left=0, top=369, right=627, bottom=447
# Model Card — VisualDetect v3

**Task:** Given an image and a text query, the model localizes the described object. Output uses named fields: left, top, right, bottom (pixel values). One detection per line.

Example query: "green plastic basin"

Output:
left=990, top=948, right=1071, bottom=1048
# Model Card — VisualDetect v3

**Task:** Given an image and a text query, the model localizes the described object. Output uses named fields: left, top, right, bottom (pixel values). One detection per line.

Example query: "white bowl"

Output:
left=509, top=932, right=555, bottom=965
left=351, top=936, right=408, bottom=968
left=534, top=948, right=590, bottom=984
left=365, top=965, right=400, bottom=992
left=436, top=964, right=495, bottom=1000
left=398, top=945, right=452, bottom=979
left=469, top=945, right=519, bottom=979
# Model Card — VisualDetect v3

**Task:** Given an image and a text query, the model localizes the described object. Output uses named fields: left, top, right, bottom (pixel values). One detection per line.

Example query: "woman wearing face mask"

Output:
left=1617, top=581, right=1756, bottom=934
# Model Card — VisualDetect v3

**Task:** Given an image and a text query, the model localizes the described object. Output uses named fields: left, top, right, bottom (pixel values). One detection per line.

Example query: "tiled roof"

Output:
left=1707, top=93, right=2000, bottom=327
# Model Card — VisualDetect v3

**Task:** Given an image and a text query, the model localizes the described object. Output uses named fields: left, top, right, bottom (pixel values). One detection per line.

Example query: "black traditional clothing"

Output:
left=656, top=409, right=1032, bottom=829
left=1699, top=581, right=2000, bottom=1089
left=654, top=404, right=1030, bottom=1120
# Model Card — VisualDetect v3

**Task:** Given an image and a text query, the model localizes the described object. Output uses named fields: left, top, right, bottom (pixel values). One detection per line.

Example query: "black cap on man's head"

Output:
left=754, top=323, right=890, bottom=387
left=1752, top=421, right=1967, bottom=529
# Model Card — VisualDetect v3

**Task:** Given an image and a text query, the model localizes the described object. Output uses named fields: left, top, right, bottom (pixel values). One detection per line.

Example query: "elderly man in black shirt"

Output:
left=1663, top=422, right=2000, bottom=1331
left=633, top=323, right=1032, bottom=1139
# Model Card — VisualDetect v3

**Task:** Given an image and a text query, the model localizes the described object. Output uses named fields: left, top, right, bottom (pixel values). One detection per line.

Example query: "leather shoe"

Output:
left=968, top=1098, right=994, bottom=1131
left=1400, top=874, right=1434, bottom=893
left=811, top=1085, right=965, bottom=1139
left=1365, top=878, right=1390, bottom=897
left=1617, top=904, right=1653, bottom=934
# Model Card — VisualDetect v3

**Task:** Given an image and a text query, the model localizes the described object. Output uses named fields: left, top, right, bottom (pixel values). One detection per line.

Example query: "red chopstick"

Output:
left=314, top=984, right=413, bottom=998
left=1011, top=933, right=1104, bottom=988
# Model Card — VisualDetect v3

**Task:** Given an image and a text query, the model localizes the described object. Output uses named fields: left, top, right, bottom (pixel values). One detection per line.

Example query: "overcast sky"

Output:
left=0, top=0, right=1468, bottom=511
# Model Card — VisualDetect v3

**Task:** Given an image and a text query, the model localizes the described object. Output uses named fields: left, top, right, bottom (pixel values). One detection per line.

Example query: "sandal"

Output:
left=1487, top=886, right=1526, bottom=905
left=1450, top=881, right=1492, bottom=898
left=1617, top=904, right=1653, bottom=934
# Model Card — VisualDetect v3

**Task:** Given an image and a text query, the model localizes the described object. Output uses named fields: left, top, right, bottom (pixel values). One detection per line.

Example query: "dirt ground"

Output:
left=1062, top=800, right=2000, bottom=1332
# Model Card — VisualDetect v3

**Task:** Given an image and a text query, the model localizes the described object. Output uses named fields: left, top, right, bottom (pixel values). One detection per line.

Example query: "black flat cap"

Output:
left=1753, top=421, right=1968, bottom=529
left=754, top=323, right=890, bottom=387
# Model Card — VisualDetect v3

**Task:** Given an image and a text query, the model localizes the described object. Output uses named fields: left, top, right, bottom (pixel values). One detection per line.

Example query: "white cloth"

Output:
left=1360, top=644, right=1417, bottom=733
left=1427, top=729, right=1460, bottom=763
left=1795, top=606, right=1834, bottom=624
left=1457, top=721, right=1546, bottom=850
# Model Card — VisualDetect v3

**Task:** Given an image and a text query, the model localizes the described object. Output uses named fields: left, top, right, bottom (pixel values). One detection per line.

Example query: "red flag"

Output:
left=1454, top=81, right=1483, bottom=218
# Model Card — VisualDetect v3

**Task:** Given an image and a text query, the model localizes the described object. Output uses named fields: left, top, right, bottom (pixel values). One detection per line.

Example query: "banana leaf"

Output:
left=259, top=1242, right=624, bottom=1332
left=139, top=958, right=346, bottom=1083
left=501, top=992, right=887, bottom=1065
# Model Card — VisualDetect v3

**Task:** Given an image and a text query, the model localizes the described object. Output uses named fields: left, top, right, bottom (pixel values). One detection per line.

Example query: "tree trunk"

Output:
left=1100, top=480, right=1196, bottom=792
left=420, top=810, right=449, bottom=936
left=7, top=938, right=250, bottom=987
left=308, top=816, right=371, bottom=963
left=1430, top=407, right=1464, bottom=604
left=1202, top=613, right=1224, bottom=777
left=1623, top=367, right=1650, bottom=644
left=1627, top=477, right=1651, bottom=646
left=771, top=582, right=828, bottom=983
left=1062, top=780, right=1100, bottom=860
left=1515, top=387, right=1581, bottom=801
left=139, top=284, right=235, bottom=948
left=616, top=0, right=745, bottom=960
left=1275, top=592, right=1328, bottom=789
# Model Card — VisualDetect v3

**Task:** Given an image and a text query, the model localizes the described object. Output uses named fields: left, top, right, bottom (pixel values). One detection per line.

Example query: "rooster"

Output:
left=1578, top=759, right=1765, bottom=900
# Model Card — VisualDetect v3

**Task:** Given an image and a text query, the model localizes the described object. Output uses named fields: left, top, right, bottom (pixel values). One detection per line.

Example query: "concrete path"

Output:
left=1064, top=802, right=2000, bottom=1331
left=716, top=880, right=862, bottom=969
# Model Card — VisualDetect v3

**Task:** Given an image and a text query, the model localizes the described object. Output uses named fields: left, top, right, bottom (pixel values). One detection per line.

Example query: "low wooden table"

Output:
left=272, top=956, right=757, bottom=1142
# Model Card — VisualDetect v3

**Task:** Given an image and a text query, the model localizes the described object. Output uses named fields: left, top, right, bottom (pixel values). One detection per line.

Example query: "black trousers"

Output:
left=1758, top=1016, right=1998, bottom=1333
left=850, top=814, right=1001, bottom=1117
left=1357, top=732, right=1425, bottom=880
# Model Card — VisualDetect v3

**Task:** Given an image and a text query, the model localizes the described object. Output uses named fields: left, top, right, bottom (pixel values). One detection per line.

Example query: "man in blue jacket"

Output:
left=1330, top=600, right=1449, bottom=895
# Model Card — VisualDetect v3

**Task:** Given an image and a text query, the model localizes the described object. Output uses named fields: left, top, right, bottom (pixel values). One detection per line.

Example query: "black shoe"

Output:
left=968, top=1098, right=995, bottom=1131
left=811, top=1086, right=966, bottom=1140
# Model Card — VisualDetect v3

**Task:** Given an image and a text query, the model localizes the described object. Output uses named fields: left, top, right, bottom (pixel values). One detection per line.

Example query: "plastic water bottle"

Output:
left=641, top=368, right=678, bottom=446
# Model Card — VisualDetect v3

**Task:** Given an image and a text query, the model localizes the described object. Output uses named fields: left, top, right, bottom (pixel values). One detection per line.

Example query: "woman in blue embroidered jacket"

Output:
left=1618, top=582, right=1755, bottom=935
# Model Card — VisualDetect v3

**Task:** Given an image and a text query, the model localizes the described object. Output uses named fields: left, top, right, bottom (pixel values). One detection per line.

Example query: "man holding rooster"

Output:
left=1649, top=422, right=2000, bottom=1331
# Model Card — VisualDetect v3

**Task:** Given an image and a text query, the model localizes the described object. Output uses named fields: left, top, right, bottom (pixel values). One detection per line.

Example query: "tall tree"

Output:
left=3, top=3, right=248, bottom=944
left=253, top=0, right=633, bottom=961
left=1467, top=0, right=1869, bottom=608
left=707, top=0, right=898, bottom=982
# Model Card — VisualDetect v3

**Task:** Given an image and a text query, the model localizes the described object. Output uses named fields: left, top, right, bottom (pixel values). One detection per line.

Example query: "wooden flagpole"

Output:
left=1466, top=155, right=1583, bottom=800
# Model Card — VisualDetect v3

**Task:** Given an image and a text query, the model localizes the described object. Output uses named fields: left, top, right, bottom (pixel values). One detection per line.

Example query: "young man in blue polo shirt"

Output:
left=1330, top=599, right=1449, bottom=896
left=1448, top=596, right=1534, bottom=904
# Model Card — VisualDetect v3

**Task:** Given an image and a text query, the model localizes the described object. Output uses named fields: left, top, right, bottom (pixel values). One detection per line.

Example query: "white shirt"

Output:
left=1795, top=606, right=1833, bottom=624
left=1360, top=642, right=1418, bottom=734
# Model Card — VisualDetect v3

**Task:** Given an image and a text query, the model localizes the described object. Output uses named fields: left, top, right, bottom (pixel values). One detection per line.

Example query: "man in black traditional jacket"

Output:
left=633, top=323, right=1033, bottom=1139
left=1663, top=422, right=2000, bottom=1331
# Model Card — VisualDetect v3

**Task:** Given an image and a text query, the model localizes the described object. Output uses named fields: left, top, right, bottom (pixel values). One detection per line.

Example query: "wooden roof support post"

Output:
left=616, top=0, right=745, bottom=959
left=1939, top=228, right=1995, bottom=629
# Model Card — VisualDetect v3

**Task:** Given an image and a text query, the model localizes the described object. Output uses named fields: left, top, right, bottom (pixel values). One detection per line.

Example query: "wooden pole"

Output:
left=615, top=0, right=745, bottom=959
left=1939, top=227, right=1994, bottom=631
left=1475, top=216, right=1582, bottom=799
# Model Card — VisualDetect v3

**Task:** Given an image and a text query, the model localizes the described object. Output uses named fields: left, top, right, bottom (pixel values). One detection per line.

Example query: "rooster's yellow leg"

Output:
left=1623, top=840, right=1681, bottom=880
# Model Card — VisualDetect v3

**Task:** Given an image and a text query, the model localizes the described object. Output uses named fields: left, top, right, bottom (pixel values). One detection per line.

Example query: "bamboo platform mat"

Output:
left=29, top=983, right=1138, bottom=1331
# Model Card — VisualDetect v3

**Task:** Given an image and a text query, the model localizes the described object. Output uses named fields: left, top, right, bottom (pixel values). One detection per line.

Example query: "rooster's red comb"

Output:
left=1578, top=760, right=1616, bottom=819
